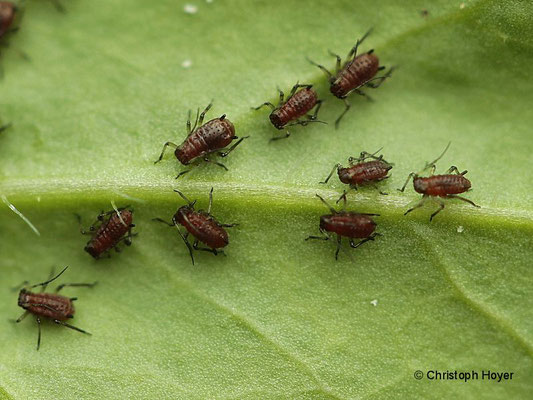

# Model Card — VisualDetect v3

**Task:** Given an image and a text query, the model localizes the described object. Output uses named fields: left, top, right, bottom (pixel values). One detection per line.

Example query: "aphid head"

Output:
left=84, top=244, right=99, bottom=259
left=329, top=79, right=346, bottom=99
left=319, top=214, right=334, bottom=231
left=337, top=166, right=353, bottom=184
left=413, top=176, right=427, bottom=194
left=269, top=111, right=284, bottom=130
left=17, top=289, right=28, bottom=308
left=173, top=204, right=194, bottom=225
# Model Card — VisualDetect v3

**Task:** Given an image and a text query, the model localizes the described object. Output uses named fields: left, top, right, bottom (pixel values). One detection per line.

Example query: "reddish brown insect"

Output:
left=15, top=266, right=96, bottom=350
left=78, top=207, right=136, bottom=258
left=153, top=188, right=236, bottom=265
left=0, top=2, right=15, bottom=39
left=308, top=28, right=394, bottom=128
left=155, top=103, right=248, bottom=178
left=305, top=194, right=380, bottom=260
left=321, top=148, right=393, bottom=202
left=398, top=142, right=480, bottom=221
left=253, top=83, right=325, bottom=141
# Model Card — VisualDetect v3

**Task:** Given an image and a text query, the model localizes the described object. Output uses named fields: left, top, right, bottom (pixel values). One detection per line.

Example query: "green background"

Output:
left=0, top=0, right=531, bottom=398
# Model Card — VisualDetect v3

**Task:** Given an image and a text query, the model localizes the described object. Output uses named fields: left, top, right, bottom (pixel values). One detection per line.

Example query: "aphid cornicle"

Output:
left=153, top=188, right=236, bottom=265
left=305, top=194, right=380, bottom=260
left=253, top=83, right=325, bottom=141
left=321, top=148, right=393, bottom=202
left=15, top=266, right=96, bottom=350
left=154, top=103, right=248, bottom=178
left=0, top=1, right=16, bottom=39
left=78, top=207, right=136, bottom=258
left=398, top=142, right=480, bottom=221
left=308, top=28, right=394, bottom=128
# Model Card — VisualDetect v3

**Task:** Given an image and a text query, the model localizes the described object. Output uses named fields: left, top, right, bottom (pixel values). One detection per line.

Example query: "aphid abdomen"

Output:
left=331, top=53, right=380, bottom=98
left=176, top=209, right=229, bottom=249
left=320, top=213, right=376, bottom=238
left=0, top=2, right=15, bottom=38
left=270, top=88, right=318, bottom=129
left=175, top=118, right=235, bottom=164
left=18, top=291, right=74, bottom=320
left=419, top=174, right=471, bottom=196
left=85, top=210, right=133, bottom=258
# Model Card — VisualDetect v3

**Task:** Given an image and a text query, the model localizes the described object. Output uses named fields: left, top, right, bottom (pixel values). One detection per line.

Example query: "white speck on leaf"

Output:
left=370, top=299, right=378, bottom=307
left=460, top=2, right=466, bottom=9
left=457, top=225, right=464, bottom=233
left=181, top=59, right=193, bottom=68
left=184, top=4, right=198, bottom=14
left=206, top=0, right=213, bottom=3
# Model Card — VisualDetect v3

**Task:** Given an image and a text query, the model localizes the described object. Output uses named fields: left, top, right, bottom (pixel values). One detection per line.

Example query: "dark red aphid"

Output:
left=398, top=142, right=480, bottom=221
left=15, top=266, right=96, bottom=350
left=79, top=207, right=135, bottom=258
left=0, top=1, right=15, bottom=39
left=253, top=83, right=324, bottom=141
left=153, top=188, right=236, bottom=265
left=155, top=103, right=248, bottom=178
left=308, top=28, right=394, bottom=128
left=305, top=194, right=380, bottom=260
left=321, top=148, right=393, bottom=201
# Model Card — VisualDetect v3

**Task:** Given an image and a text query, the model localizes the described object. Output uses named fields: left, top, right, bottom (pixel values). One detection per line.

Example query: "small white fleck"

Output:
left=459, top=2, right=466, bottom=9
left=184, top=4, right=198, bottom=14
left=111, top=200, right=128, bottom=227
left=206, top=0, right=213, bottom=3
left=36, top=196, right=41, bottom=202
left=181, top=59, right=193, bottom=68
left=457, top=225, right=464, bottom=233
left=370, top=299, right=378, bottom=307
left=2, top=195, right=41, bottom=236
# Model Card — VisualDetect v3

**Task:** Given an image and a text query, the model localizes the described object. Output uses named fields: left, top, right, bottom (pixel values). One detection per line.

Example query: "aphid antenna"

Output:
left=315, top=194, right=337, bottom=214
left=174, top=189, right=196, bottom=207
left=29, top=266, right=69, bottom=289
left=174, top=220, right=195, bottom=265
left=421, top=141, right=451, bottom=173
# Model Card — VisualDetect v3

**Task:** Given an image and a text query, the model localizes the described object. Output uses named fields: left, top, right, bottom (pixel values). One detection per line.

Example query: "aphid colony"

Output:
left=6, top=28, right=481, bottom=350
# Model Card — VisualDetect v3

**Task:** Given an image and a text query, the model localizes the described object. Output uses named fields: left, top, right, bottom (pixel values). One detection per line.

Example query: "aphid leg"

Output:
left=36, top=317, right=42, bottom=351
left=192, top=240, right=220, bottom=256
left=15, top=311, right=29, bottom=323
left=353, top=88, right=374, bottom=102
left=219, top=223, right=238, bottom=228
left=447, top=194, right=480, bottom=208
left=288, top=83, right=314, bottom=99
left=305, top=228, right=330, bottom=242
left=203, top=157, right=228, bottom=171
left=350, top=232, right=381, bottom=249
left=0, top=122, right=12, bottom=133
left=429, top=198, right=446, bottom=222
left=218, top=136, right=249, bottom=157
left=398, top=172, right=416, bottom=192
left=334, top=98, right=351, bottom=129
left=252, top=102, right=276, bottom=111
left=270, top=131, right=290, bottom=141
left=422, top=142, right=451, bottom=173
left=153, top=217, right=174, bottom=227
left=277, top=87, right=285, bottom=105
left=364, top=66, right=396, bottom=89
left=174, top=223, right=195, bottom=265
left=335, top=235, right=342, bottom=260
left=190, top=108, right=200, bottom=133
left=371, top=183, right=388, bottom=195
left=154, top=141, right=178, bottom=164
left=315, top=194, right=338, bottom=214
left=404, top=195, right=428, bottom=216
left=55, top=282, right=98, bottom=293
left=357, top=148, right=384, bottom=162
left=446, top=166, right=468, bottom=175
left=336, top=186, right=357, bottom=204
left=198, top=102, right=213, bottom=127
left=176, top=169, right=192, bottom=179
left=328, top=50, right=342, bottom=73
left=319, top=163, right=341, bottom=184
left=306, top=57, right=333, bottom=80
left=53, top=320, right=91, bottom=335
left=307, top=99, right=324, bottom=121
left=75, top=214, right=92, bottom=235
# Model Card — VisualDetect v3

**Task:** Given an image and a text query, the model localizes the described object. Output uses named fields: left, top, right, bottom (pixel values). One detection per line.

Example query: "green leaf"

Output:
left=1, top=0, right=531, bottom=398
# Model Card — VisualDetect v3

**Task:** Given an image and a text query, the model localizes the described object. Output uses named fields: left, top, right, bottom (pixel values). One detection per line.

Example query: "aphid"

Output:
left=0, top=1, right=16, bottom=39
left=308, top=28, right=394, bottom=128
left=320, top=148, right=393, bottom=202
left=253, top=83, right=325, bottom=141
left=305, top=194, right=380, bottom=260
left=398, top=142, right=480, bottom=221
left=14, top=266, right=96, bottom=350
left=153, top=188, right=236, bottom=265
left=154, top=103, right=248, bottom=178
left=78, top=207, right=136, bottom=258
